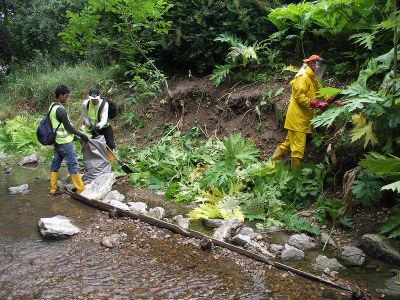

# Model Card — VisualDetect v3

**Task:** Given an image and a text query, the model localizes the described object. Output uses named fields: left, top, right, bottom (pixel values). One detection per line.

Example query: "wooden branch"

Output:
left=65, top=189, right=354, bottom=294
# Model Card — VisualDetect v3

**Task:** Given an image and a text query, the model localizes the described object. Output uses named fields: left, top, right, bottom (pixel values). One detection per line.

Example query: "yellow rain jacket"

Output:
left=284, top=66, right=321, bottom=134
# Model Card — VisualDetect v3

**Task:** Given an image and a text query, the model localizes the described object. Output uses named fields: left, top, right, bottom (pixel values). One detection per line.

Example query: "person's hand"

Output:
left=310, top=99, right=329, bottom=111
left=90, top=126, right=99, bottom=137
left=80, top=134, right=89, bottom=143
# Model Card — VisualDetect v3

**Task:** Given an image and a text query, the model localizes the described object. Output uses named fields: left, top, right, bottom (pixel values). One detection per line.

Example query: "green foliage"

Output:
left=0, top=0, right=86, bottom=65
left=128, top=131, right=325, bottom=234
left=221, top=133, right=259, bottom=166
left=316, top=87, right=342, bottom=99
left=358, top=153, right=400, bottom=238
left=349, top=32, right=376, bottom=50
left=358, top=152, right=400, bottom=194
left=0, top=116, right=44, bottom=155
left=210, top=65, right=232, bottom=87
left=352, top=173, right=384, bottom=206
left=312, top=46, right=400, bottom=155
left=188, top=192, right=245, bottom=222
left=158, top=0, right=276, bottom=74
left=311, top=133, right=325, bottom=148
left=315, top=198, right=353, bottom=228
left=282, top=214, right=320, bottom=235
left=359, top=152, right=400, bottom=177
left=124, top=60, right=168, bottom=103
left=120, top=111, right=144, bottom=128
left=0, top=60, right=112, bottom=114
left=211, top=34, right=261, bottom=86
left=60, top=0, right=171, bottom=96
left=268, top=0, right=396, bottom=81
left=380, top=204, right=400, bottom=239
left=60, top=0, right=171, bottom=55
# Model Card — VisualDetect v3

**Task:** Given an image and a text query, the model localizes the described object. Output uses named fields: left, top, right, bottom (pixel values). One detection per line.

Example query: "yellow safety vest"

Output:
left=49, top=103, right=74, bottom=144
left=87, top=99, right=109, bottom=128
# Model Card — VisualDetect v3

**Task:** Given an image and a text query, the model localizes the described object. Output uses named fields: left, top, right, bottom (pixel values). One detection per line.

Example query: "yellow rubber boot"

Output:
left=107, top=148, right=115, bottom=163
left=272, top=146, right=289, bottom=161
left=291, top=157, right=301, bottom=169
left=49, top=172, right=58, bottom=194
left=70, top=173, right=85, bottom=194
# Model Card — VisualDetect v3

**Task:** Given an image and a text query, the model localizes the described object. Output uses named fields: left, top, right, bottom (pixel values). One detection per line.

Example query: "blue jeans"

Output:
left=51, top=142, right=78, bottom=174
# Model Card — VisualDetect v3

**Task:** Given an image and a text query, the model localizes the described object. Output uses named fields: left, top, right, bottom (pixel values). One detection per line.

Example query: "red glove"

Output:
left=310, top=99, right=329, bottom=111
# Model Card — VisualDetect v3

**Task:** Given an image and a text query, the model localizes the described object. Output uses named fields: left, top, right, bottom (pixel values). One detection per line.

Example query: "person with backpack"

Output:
left=49, top=85, right=89, bottom=195
left=82, top=88, right=116, bottom=162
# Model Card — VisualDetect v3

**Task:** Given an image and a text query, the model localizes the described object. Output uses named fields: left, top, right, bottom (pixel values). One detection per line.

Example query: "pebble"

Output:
left=256, top=234, right=263, bottom=241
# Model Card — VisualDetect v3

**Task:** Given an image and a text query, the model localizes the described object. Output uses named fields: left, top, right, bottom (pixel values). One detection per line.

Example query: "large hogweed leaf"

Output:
left=359, top=152, right=400, bottom=176
left=382, top=181, right=400, bottom=193
left=350, top=114, right=378, bottom=148
left=217, top=196, right=244, bottom=221
left=222, top=133, right=259, bottom=166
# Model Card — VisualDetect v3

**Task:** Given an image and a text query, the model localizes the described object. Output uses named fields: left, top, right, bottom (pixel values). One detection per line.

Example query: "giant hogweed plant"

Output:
left=310, top=47, right=400, bottom=238
left=268, top=0, right=393, bottom=50
left=129, top=131, right=326, bottom=234
left=311, top=47, right=400, bottom=151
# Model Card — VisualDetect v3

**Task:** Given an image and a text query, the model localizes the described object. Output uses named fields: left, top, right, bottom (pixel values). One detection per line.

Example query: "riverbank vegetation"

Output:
left=0, top=0, right=399, bottom=239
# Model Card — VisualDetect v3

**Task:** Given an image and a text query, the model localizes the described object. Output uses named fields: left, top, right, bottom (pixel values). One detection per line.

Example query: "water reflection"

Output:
left=0, top=161, right=95, bottom=239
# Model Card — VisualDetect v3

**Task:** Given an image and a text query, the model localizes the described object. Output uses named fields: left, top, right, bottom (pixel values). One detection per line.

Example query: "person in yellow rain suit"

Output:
left=272, top=54, right=329, bottom=169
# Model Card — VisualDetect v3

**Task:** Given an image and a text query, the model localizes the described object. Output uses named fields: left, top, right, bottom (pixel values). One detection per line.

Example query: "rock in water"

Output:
left=38, top=215, right=80, bottom=238
left=9, top=184, right=29, bottom=195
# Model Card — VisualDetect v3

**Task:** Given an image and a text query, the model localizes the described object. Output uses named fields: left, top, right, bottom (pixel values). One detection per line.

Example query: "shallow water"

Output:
left=0, top=158, right=398, bottom=299
left=0, top=160, right=271, bottom=299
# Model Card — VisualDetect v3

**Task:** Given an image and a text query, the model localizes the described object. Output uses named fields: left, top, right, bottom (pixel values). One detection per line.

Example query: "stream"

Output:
left=0, top=156, right=398, bottom=299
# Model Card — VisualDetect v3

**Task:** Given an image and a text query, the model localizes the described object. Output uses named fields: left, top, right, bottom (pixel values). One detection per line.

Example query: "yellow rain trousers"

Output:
left=274, top=130, right=306, bottom=159
left=273, top=66, right=323, bottom=165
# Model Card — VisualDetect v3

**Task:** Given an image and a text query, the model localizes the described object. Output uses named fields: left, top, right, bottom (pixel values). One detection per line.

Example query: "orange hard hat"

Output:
left=303, top=54, right=321, bottom=62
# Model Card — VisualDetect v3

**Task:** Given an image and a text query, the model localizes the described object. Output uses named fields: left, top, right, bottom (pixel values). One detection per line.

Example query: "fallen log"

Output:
left=65, top=189, right=362, bottom=297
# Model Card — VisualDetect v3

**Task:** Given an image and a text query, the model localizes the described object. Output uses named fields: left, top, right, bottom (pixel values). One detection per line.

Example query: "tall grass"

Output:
left=0, top=59, right=114, bottom=120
